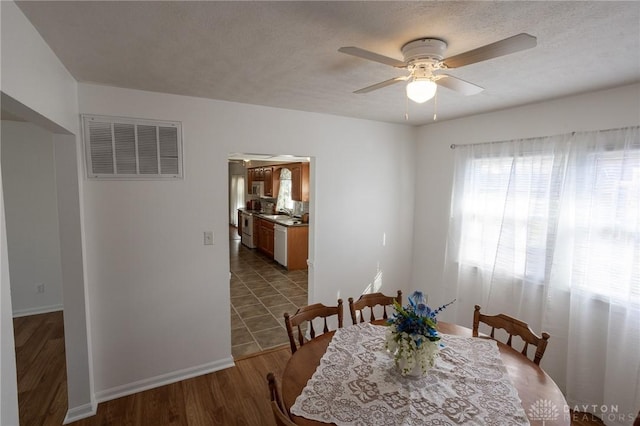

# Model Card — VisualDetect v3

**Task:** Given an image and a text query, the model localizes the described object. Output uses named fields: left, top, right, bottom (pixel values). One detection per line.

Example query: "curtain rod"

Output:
left=449, top=126, right=637, bottom=149
left=449, top=131, right=574, bottom=150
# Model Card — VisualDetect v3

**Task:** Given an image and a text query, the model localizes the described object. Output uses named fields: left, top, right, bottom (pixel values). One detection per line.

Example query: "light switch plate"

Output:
left=204, top=231, right=214, bottom=245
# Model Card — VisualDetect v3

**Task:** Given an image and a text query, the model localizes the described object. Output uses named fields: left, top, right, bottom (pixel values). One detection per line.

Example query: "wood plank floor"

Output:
left=15, top=311, right=608, bottom=426
left=69, top=346, right=289, bottom=426
left=13, top=311, right=68, bottom=426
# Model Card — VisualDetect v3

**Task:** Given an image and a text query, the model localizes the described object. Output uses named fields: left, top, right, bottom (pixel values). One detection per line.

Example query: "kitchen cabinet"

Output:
left=247, top=166, right=276, bottom=195
left=248, top=167, right=264, bottom=184
left=272, top=167, right=281, bottom=199
left=247, top=168, right=254, bottom=192
left=247, top=163, right=306, bottom=200
left=237, top=210, right=243, bottom=236
left=286, top=225, right=309, bottom=270
left=252, top=213, right=309, bottom=270
left=290, top=162, right=310, bottom=202
left=263, top=167, right=273, bottom=196
left=257, top=218, right=275, bottom=258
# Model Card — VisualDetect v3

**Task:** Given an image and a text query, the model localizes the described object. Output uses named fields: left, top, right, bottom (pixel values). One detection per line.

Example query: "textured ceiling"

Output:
left=15, top=1, right=640, bottom=126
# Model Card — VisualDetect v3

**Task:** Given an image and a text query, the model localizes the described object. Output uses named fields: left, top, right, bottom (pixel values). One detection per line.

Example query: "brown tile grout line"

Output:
left=230, top=246, right=307, bottom=318
left=230, top=258, right=308, bottom=354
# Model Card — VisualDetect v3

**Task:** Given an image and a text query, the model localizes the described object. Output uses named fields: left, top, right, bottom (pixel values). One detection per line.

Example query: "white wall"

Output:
left=1, top=157, right=18, bottom=426
left=2, top=121, right=64, bottom=316
left=77, top=83, right=417, bottom=400
left=0, top=2, right=77, bottom=134
left=1, top=1, right=94, bottom=422
left=52, top=134, right=95, bottom=422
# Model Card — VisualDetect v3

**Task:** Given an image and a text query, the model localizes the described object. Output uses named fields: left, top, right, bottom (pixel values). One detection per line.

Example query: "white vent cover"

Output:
left=82, top=115, right=183, bottom=179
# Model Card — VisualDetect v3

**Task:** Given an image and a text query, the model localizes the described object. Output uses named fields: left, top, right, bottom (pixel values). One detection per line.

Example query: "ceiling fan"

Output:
left=338, top=33, right=536, bottom=103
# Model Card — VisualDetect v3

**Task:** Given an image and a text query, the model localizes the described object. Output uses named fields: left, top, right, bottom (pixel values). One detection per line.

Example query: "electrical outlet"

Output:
left=204, top=231, right=214, bottom=245
left=36, top=283, right=45, bottom=294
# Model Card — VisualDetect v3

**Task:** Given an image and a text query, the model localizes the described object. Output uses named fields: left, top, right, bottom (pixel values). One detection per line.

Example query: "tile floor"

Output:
left=229, top=226, right=308, bottom=358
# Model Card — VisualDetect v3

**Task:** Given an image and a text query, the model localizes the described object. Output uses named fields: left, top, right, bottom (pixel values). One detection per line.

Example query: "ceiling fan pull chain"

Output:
left=433, top=90, right=438, bottom=121
left=405, top=94, right=409, bottom=121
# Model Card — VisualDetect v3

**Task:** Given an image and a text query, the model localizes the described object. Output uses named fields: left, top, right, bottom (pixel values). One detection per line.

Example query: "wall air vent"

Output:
left=82, top=114, right=183, bottom=180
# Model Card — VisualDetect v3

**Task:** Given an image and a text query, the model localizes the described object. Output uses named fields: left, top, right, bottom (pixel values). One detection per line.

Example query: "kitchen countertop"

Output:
left=239, top=209, right=309, bottom=227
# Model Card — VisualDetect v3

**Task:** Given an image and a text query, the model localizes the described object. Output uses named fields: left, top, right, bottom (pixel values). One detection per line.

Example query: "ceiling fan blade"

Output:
left=442, top=33, right=537, bottom=69
left=338, top=46, right=407, bottom=68
left=435, top=75, right=484, bottom=95
left=353, top=76, right=409, bottom=94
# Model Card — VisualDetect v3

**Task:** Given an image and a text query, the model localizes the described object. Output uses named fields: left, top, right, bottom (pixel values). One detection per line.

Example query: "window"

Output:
left=82, top=114, right=183, bottom=179
left=276, top=167, right=293, bottom=213
left=455, top=129, right=639, bottom=302
left=570, top=150, right=640, bottom=300
left=459, top=154, right=557, bottom=282
left=447, top=127, right=640, bottom=423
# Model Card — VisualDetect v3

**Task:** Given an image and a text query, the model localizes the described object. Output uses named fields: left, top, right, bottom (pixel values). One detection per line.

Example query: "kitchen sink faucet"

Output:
left=281, top=208, right=294, bottom=217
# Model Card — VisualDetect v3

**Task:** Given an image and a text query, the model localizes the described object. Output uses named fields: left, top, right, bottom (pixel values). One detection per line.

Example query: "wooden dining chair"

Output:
left=473, top=305, right=550, bottom=365
left=266, top=372, right=295, bottom=426
left=284, top=299, right=343, bottom=354
left=348, top=290, right=402, bottom=325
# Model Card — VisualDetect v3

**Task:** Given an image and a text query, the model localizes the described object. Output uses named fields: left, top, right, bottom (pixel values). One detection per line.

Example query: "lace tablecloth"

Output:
left=290, top=323, right=530, bottom=426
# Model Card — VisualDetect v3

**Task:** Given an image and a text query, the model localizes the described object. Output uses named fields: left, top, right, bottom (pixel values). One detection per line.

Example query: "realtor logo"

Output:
left=528, top=399, right=560, bottom=425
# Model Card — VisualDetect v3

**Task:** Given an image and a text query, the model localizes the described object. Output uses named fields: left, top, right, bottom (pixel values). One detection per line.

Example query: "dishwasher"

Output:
left=274, top=224, right=287, bottom=267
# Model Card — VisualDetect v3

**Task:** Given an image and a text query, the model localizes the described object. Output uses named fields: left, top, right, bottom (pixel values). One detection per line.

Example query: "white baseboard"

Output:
left=95, top=357, right=236, bottom=404
left=63, top=401, right=97, bottom=424
left=12, top=304, right=63, bottom=318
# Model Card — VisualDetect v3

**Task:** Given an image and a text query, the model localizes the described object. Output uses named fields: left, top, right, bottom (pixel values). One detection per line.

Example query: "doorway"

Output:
left=2, top=119, right=69, bottom=423
left=227, top=153, right=311, bottom=358
left=1, top=98, right=92, bottom=424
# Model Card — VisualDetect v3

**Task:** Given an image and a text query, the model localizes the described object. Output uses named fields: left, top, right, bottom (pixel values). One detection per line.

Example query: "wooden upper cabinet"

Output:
left=249, top=167, right=263, bottom=182
left=247, top=168, right=254, bottom=191
left=247, top=163, right=307, bottom=200
left=290, top=164, right=301, bottom=201
left=290, top=163, right=310, bottom=202
left=263, top=167, right=273, bottom=196
left=272, top=167, right=281, bottom=199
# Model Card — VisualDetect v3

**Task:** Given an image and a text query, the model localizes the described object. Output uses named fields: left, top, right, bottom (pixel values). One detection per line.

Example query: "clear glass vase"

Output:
left=395, top=341, right=439, bottom=377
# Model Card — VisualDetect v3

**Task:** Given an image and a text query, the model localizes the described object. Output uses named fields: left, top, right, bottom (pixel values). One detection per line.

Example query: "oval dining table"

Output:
left=281, top=320, right=569, bottom=426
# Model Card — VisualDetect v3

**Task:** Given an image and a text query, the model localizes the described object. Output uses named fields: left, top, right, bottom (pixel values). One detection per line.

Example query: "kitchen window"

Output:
left=276, top=167, right=293, bottom=213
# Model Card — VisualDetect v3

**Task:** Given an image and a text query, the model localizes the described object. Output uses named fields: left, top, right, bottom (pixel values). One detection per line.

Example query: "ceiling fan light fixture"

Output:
left=406, top=78, right=437, bottom=103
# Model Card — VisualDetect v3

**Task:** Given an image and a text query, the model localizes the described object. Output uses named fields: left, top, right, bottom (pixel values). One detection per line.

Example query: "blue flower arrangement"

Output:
left=384, top=291, right=455, bottom=376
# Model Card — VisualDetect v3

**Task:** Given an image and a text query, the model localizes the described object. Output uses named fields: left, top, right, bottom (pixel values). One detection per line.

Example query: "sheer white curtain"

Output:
left=444, top=126, right=640, bottom=425
left=229, top=175, right=245, bottom=226
left=276, top=167, right=293, bottom=213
